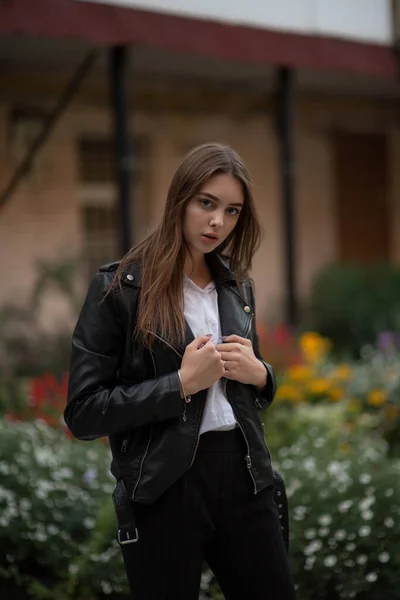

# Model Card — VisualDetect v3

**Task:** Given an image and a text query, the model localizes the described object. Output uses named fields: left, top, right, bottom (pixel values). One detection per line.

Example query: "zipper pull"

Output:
left=245, top=455, right=252, bottom=469
left=121, top=439, right=128, bottom=452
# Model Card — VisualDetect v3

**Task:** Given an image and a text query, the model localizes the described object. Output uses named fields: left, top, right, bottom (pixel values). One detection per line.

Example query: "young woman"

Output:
left=65, top=143, right=296, bottom=600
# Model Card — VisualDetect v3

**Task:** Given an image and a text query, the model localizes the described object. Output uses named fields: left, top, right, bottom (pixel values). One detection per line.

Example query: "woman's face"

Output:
left=183, top=173, right=244, bottom=259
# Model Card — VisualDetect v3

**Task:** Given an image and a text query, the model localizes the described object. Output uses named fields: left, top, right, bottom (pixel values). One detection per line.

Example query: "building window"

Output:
left=77, top=136, right=150, bottom=277
left=78, top=138, right=119, bottom=277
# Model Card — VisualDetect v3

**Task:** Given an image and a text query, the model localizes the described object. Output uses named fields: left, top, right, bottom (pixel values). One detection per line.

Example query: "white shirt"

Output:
left=183, top=276, right=237, bottom=434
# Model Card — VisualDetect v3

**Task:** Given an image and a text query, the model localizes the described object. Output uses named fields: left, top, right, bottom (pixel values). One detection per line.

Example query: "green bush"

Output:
left=0, top=418, right=129, bottom=599
left=3, top=413, right=400, bottom=600
left=275, top=426, right=400, bottom=600
left=305, top=263, right=400, bottom=357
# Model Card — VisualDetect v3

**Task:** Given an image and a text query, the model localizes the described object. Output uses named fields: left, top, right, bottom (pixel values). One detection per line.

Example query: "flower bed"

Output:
left=271, top=332, right=400, bottom=455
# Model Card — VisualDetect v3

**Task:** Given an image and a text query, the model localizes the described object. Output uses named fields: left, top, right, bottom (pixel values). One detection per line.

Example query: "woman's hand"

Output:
left=216, top=335, right=267, bottom=388
left=180, top=335, right=225, bottom=396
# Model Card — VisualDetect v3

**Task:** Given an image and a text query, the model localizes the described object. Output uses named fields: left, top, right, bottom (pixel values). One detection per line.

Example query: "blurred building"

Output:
left=0, top=0, right=400, bottom=325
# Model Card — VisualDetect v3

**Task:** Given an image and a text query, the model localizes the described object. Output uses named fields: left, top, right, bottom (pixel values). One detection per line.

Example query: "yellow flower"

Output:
left=367, top=390, right=387, bottom=407
left=384, top=404, right=399, bottom=420
left=343, top=421, right=356, bottom=433
left=276, top=384, right=303, bottom=403
left=308, top=378, right=331, bottom=396
left=348, top=398, right=362, bottom=413
left=332, top=364, right=352, bottom=382
left=338, top=442, right=353, bottom=455
left=286, top=364, right=314, bottom=382
left=299, top=332, right=331, bottom=364
left=328, top=387, right=345, bottom=402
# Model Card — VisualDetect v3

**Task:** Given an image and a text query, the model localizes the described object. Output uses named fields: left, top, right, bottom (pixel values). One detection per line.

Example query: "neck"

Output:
left=184, top=251, right=213, bottom=286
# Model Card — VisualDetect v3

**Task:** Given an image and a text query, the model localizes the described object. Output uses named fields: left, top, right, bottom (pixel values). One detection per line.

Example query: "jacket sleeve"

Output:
left=248, top=281, right=276, bottom=411
left=64, top=271, right=183, bottom=441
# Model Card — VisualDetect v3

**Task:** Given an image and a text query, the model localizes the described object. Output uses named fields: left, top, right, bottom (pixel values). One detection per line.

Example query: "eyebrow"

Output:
left=199, top=192, right=244, bottom=208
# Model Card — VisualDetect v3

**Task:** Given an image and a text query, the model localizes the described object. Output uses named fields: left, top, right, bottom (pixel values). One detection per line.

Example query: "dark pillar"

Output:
left=109, top=45, right=133, bottom=255
left=276, top=67, right=297, bottom=327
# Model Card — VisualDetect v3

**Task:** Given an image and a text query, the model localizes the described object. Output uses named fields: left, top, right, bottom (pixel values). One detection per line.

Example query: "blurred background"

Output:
left=1, top=1, right=400, bottom=599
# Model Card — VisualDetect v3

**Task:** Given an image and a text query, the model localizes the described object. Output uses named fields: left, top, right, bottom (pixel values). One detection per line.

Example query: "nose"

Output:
left=209, top=210, right=224, bottom=229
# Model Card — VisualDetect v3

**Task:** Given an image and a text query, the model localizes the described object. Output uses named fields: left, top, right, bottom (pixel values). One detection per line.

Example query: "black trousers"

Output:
left=121, top=428, right=296, bottom=600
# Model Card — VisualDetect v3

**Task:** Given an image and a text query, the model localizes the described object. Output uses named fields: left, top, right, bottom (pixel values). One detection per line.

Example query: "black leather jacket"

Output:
left=65, top=253, right=276, bottom=503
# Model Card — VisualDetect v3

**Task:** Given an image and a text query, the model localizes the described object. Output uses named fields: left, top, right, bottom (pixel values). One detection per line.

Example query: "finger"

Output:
left=192, top=334, right=213, bottom=349
left=215, top=343, right=237, bottom=352
left=222, top=335, right=251, bottom=346
left=218, top=352, right=233, bottom=361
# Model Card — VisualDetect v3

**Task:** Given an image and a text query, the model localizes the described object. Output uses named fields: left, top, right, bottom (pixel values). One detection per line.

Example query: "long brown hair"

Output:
left=114, top=143, right=262, bottom=348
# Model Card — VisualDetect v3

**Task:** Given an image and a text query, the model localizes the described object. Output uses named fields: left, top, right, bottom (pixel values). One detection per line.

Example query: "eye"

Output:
left=200, top=199, right=214, bottom=209
left=227, top=207, right=240, bottom=216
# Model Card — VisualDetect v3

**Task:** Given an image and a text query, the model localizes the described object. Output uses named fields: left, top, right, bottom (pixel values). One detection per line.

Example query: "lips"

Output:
left=202, top=233, right=219, bottom=241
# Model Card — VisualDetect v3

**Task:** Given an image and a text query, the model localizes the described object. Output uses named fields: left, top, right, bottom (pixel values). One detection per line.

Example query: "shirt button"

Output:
left=244, top=305, right=251, bottom=313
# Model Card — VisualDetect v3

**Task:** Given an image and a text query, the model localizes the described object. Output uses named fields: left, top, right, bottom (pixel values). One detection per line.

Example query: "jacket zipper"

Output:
left=131, top=426, right=153, bottom=500
left=131, top=341, right=158, bottom=499
left=189, top=421, right=203, bottom=468
left=223, top=378, right=258, bottom=495
left=243, top=312, right=263, bottom=408
left=148, top=330, right=191, bottom=421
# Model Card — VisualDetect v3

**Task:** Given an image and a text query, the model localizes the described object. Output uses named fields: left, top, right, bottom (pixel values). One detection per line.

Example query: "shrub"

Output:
left=305, top=263, right=400, bottom=357
left=0, top=418, right=129, bottom=599
left=275, top=427, right=400, bottom=600
left=271, top=332, right=400, bottom=455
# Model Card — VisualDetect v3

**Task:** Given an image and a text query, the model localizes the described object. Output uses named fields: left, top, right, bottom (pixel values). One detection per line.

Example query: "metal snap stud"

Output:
left=126, top=274, right=134, bottom=281
left=243, top=305, right=251, bottom=313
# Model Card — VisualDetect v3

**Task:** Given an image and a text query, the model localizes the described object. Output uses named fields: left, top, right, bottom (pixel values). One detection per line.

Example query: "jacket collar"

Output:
left=119, top=253, right=248, bottom=357
left=120, top=252, right=237, bottom=288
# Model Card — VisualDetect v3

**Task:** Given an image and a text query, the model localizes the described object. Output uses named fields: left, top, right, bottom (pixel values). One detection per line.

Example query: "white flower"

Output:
left=281, top=459, right=294, bottom=470
left=356, top=555, right=368, bottom=565
left=338, top=500, right=353, bottom=513
left=69, top=564, right=79, bottom=575
left=346, top=543, right=356, bottom=552
left=293, top=506, right=307, bottom=521
left=318, top=514, right=332, bottom=527
left=359, top=526, right=371, bottom=537
left=34, top=531, right=48, bottom=542
left=100, top=581, right=113, bottom=595
left=384, top=488, right=394, bottom=498
left=327, top=461, right=343, bottom=476
left=19, top=499, right=32, bottom=511
left=304, top=458, right=316, bottom=472
left=304, top=540, right=323, bottom=556
left=359, top=473, right=372, bottom=485
left=318, top=527, right=330, bottom=537
left=314, top=438, right=325, bottom=448
left=378, top=552, right=390, bottom=563
left=359, top=497, right=375, bottom=511
left=324, top=555, right=337, bottom=567
left=366, top=572, right=378, bottom=583
left=304, top=556, right=316, bottom=571
left=0, top=462, right=11, bottom=475
left=47, top=525, right=59, bottom=536
left=384, top=517, right=395, bottom=528
left=34, top=448, right=58, bottom=467
left=83, top=517, right=95, bottom=529
left=361, top=510, right=374, bottom=521
left=57, top=467, right=74, bottom=480
left=334, top=529, right=347, bottom=541
left=304, top=529, right=317, bottom=540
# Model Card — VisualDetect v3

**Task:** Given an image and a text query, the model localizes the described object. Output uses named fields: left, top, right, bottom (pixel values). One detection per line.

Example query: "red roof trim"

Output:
left=1, top=0, right=398, bottom=78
